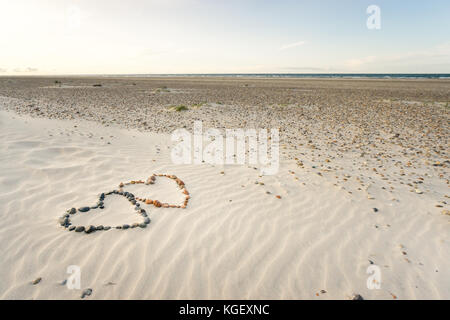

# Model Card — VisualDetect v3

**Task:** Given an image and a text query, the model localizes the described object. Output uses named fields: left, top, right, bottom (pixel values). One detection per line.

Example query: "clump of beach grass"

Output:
left=168, top=105, right=189, bottom=112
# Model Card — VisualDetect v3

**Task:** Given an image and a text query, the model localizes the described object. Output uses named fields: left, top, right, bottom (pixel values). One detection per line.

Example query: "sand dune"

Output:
left=0, top=109, right=448, bottom=300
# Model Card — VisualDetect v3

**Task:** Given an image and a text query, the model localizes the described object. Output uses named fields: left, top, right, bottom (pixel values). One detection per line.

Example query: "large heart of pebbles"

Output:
left=58, top=174, right=189, bottom=234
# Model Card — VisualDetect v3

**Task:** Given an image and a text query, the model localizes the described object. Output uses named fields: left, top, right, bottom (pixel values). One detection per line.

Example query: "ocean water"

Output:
left=111, top=73, right=450, bottom=79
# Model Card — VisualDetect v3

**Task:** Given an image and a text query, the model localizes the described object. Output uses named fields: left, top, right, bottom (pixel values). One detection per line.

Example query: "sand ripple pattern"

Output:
left=0, top=111, right=448, bottom=299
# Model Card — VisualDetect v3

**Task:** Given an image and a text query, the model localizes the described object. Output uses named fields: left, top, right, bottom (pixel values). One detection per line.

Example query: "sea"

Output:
left=109, top=73, right=450, bottom=79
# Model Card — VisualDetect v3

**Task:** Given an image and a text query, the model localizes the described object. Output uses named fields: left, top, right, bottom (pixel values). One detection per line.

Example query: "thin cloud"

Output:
left=280, top=67, right=327, bottom=72
left=279, top=41, right=306, bottom=51
left=344, top=42, right=450, bottom=70
left=12, top=67, right=38, bottom=73
left=345, top=56, right=376, bottom=67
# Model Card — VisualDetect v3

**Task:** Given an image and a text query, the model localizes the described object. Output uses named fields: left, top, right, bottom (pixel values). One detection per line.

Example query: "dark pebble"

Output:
left=68, top=226, right=76, bottom=231
left=75, top=226, right=85, bottom=232
left=78, top=207, right=90, bottom=213
left=81, top=288, right=92, bottom=299
left=85, top=225, right=96, bottom=234
left=122, top=224, right=130, bottom=229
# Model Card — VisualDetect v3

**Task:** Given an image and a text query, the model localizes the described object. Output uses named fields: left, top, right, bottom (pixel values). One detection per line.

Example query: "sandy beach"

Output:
left=0, top=76, right=449, bottom=300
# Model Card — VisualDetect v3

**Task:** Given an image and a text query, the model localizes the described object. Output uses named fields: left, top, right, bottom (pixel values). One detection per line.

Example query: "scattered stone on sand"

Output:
left=351, top=294, right=364, bottom=300
left=81, top=288, right=92, bottom=299
left=31, top=277, right=42, bottom=285
left=78, top=207, right=90, bottom=212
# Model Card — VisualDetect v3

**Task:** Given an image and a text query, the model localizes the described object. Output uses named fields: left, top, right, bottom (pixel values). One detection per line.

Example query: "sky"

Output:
left=0, top=0, right=449, bottom=75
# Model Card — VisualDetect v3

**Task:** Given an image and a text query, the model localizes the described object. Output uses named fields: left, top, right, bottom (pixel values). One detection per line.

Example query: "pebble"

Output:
left=78, top=207, right=90, bottom=212
left=351, top=294, right=364, bottom=300
left=85, top=225, right=96, bottom=234
left=75, top=226, right=85, bottom=232
left=32, top=277, right=42, bottom=285
left=81, top=288, right=92, bottom=299
left=59, top=217, right=69, bottom=226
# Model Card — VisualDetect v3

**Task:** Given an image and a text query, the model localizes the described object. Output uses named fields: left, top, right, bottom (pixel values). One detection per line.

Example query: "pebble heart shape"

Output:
left=58, top=174, right=189, bottom=234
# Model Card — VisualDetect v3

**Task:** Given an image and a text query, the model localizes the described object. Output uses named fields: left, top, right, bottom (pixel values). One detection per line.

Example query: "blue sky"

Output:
left=0, top=0, right=449, bottom=74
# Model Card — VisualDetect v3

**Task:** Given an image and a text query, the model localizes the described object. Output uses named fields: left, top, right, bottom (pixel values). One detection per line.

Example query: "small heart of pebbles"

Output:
left=58, top=174, right=190, bottom=235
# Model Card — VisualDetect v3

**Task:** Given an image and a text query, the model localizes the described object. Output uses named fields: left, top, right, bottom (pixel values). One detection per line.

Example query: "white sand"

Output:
left=0, top=110, right=448, bottom=300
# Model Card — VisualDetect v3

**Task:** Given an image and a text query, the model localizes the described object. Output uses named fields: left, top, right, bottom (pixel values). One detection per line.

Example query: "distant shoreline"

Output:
left=1, top=73, right=450, bottom=80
